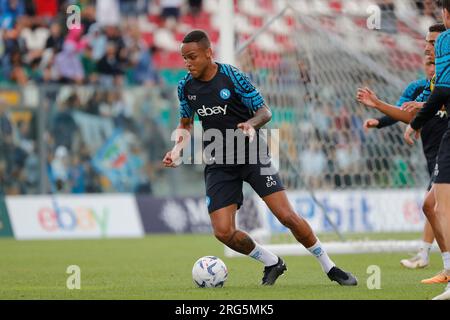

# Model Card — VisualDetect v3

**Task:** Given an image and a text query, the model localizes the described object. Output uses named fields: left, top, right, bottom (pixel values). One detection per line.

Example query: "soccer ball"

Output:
left=192, top=256, right=228, bottom=288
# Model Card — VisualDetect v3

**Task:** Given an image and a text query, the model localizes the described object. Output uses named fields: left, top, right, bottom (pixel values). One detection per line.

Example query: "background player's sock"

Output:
left=307, top=240, right=335, bottom=273
left=443, top=252, right=450, bottom=272
left=248, top=243, right=279, bottom=267
left=418, top=241, right=432, bottom=262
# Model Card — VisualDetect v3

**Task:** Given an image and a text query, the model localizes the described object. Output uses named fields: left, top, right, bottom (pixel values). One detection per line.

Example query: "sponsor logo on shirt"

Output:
left=197, top=105, right=228, bottom=117
left=220, top=89, right=231, bottom=100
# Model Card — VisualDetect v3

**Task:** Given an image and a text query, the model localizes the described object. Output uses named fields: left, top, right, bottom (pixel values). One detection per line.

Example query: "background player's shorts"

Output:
left=427, top=156, right=439, bottom=191
left=434, top=130, right=450, bottom=184
left=204, top=162, right=285, bottom=214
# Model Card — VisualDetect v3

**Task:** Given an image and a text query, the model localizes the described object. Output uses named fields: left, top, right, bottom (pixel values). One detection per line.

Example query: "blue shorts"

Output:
left=204, top=162, right=285, bottom=214
left=434, top=130, right=450, bottom=184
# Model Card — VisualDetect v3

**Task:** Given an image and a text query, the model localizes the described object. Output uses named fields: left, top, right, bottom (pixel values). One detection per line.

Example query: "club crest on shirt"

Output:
left=220, top=89, right=231, bottom=100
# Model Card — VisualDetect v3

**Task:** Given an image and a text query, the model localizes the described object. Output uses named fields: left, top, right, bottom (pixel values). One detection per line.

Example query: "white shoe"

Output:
left=400, top=254, right=429, bottom=269
left=432, top=285, right=450, bottom=300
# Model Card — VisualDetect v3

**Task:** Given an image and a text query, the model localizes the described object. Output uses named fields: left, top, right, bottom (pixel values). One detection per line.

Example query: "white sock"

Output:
left=442, top=252, right=450, bottom=271
left=307, top=240, right=335, bottom=273
left=418, top=241, right=432, bottom=261
left=248, top=243, right=279, bottom=267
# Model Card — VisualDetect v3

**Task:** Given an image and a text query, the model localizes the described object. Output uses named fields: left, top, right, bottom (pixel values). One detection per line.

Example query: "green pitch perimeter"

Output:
left=0, top=234, right=446, bottom=300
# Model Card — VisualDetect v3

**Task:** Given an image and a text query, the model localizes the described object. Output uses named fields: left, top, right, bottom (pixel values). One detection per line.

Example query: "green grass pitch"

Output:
left=0, top=234, right=446, bottom=300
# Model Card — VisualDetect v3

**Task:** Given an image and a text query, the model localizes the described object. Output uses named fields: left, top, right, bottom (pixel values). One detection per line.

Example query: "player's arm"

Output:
left=238, top=105, right=271, bottom=142
left=404, top=87, right=450, bottom=145
left=245, top=105, right=272, bottom=129
left=163, top=118, right=193, bottom=168
left=357, top=87, right=415, bottom=124
left=163, top=78, right=194, bottom=168
left=376, top=116, right=398, bottom=129
left=406, top=33, right=450, bottom=145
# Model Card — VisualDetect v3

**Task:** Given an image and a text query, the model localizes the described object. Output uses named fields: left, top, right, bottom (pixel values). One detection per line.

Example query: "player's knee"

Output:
left=434, top=203, right=448, bottom=218
left=423, top=198, right=435, bottom=218
left=277, top=211, right=300, bottom=229
left=214, top=228, right=235, bottom=244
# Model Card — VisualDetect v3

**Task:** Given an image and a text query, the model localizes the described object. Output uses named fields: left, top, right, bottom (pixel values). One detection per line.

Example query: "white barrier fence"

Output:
left=250, top=189, right=428, bottom=235
left=228, top=189, right=433, bottom=257
left=5, top=194, right=144, bottom=240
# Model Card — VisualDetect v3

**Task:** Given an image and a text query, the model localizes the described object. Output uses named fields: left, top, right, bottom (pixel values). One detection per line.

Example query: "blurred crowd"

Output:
left=0, top=0, right=205, bottom=86
left=0, top=85, right=171, bottom=196
left=0, top=0, right=205, bottom=196
left=0, top=0, right=438, bottom=196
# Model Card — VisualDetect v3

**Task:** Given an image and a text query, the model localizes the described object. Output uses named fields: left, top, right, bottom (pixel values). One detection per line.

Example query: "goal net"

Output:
left=225, top=0, right=440, bottom=257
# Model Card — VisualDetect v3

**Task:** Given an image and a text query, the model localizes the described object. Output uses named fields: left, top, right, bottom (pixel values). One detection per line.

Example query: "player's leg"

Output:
left=209, top=204, right=286, bottom=285
left=401, top=190, right=437, bottom=269
left=262, top=191, right=316, bottom=247
left=401, top=223, right=432, bottom=269
left=432, top=183, right=450, bottom=300
left=423, top=186, right=447, bottom=253
left=421, top=186, right=450, bottom=283
left=243, top=162, right=356, bottom=286
left=210, top=204, right=253, bottom=254
left=423, top=220, right=436, bottom=246
left=206, top=166, right=285, bottom=285
left=262, top=190, right=357, bottom=286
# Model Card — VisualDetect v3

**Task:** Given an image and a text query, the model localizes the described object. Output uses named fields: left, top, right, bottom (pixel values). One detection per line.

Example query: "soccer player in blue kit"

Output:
left=357, top=24, right=449, bottom=281
left=163, top=30, right=357, bottom=286
left=404, top=0, right=450, bottom=300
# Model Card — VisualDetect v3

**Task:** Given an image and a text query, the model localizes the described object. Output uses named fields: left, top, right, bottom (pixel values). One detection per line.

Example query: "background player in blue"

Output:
left=404, top=0, right=450, bottom=300
left=163, top=30, right=357, bottom=286
left=357, top=24, right=449, bottom=275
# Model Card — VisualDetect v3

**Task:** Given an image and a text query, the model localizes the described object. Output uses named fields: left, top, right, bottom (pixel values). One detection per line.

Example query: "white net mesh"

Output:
left=231, top=1, right=438, bottom=250
left=237, top=1, right=433, bottom=192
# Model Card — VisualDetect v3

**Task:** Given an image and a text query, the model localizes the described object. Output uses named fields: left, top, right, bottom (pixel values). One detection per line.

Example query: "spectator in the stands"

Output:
left=54, top=41, right=84, bottom=83
left=54, top=27, right=87, bottom=83
left=51, top=96, right=79, bottom=150
left=33, top=0, right=58, bottom=18
left=85, top=23, right=107, bottom=61
left=188, top=0, right=202, bottom=16
left=10, top=49, right=28, bottom=84
left=68, top=154, right=86, bottom=193
left=119, top=0, right=150, bottom=17
left=45, top=21, right=64, bottom=53
left=96, top=41, right=124, bottom=86
left=377, top=0, right=397, bottom=34
left=0, top=0, right=25, bottom=30
left=50, top=145, right=70, bottom=191
left=129, top=44, right=159, bottom=85
left=20, top=17, right=49, bottom=64
left=96, top=0, right=120, bottom=27
left=160, top=0, right=182, bottom=22
left=81, top=4, right=96, bottom=36
left=81, top=44, right=98, bottom=83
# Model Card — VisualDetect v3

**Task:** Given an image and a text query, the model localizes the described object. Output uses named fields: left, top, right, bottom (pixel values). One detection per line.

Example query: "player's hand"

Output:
left=237, top=122, right=256, bottom=143
left=401, top=101, right=424, bottom=113
left=162, top=151, right=180, bottom=168
left=356, top=87, right=378, bottom=108
left=403, top=124, right=421, bottom=146
left=363, top=118, right=380, bottom=132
